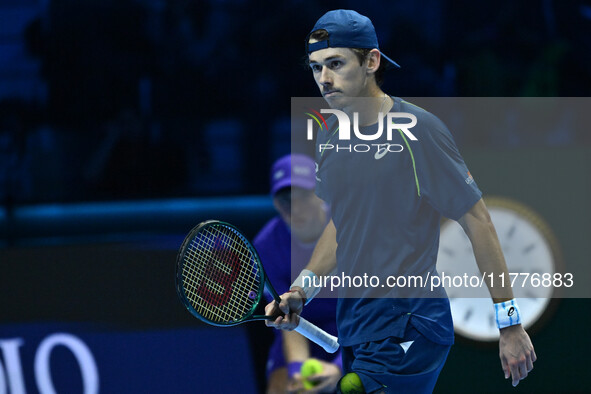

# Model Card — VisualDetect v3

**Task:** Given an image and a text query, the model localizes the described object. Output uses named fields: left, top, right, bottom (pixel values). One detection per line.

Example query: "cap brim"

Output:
left=380, top=51, right=401, bottom=69
left=271, top=178, right=316, bottom=196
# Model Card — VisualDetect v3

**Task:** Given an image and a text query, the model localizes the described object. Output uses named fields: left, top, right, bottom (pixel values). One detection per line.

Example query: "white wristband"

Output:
left=290, top=269, right=321, bottom=305
left=494, top=299, right=522, bottom=329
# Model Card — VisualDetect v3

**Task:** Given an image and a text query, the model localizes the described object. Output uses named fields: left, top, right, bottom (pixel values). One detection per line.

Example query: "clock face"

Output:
left=436, top=197, right=561, bottom=342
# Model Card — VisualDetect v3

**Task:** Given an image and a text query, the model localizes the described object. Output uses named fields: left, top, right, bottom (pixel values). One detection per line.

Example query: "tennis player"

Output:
left=255, top=153, right=341, bottom=393
left=266, top=10, right=536, bottom=394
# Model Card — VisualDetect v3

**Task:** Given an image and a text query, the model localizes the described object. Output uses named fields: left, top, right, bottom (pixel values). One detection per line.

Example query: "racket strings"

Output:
left=184, top=239, right=238, bottom=322
left=206, top=228, right=260, bottom=321
left=184, top=233, right=240, bottom=320
left=181, top=225, right=261, bottom=323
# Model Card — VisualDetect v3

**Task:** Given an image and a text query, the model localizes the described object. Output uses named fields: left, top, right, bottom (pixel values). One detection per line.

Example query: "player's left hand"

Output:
left=264, top=291, right=304, bottom=331
left=301, top=360, right=341, bottom=393
left=499, top=324, right=537, bottom=387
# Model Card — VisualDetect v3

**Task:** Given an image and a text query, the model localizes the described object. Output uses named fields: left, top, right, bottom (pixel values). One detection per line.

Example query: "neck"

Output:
left=341, top=89, right=391, bottom=126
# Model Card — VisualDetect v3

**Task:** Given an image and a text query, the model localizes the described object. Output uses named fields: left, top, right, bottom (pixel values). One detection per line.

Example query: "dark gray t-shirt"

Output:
left=314, top=97, right=482, bottom=346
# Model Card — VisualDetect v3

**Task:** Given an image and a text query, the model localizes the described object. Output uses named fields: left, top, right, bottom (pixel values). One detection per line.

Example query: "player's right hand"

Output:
left=265, top=290, right=305, bottom=330
left=499, top=324, right=536, bottom=387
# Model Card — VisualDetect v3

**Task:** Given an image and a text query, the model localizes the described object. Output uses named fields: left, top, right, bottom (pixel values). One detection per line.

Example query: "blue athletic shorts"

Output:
left=340, top=326, right=451, bottom=393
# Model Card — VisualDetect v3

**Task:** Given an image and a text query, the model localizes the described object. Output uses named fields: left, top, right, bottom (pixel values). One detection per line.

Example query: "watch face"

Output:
left=436, top=197, right=562, bottom=342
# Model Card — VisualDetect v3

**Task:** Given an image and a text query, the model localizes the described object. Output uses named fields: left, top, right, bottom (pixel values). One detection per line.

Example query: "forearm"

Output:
left=304, top=219, right=338, bottom=276
left=458, top=199, right=513, bottom=303
left=289, top=219, right=337, bottom=303
left=282, top=330, right=310, bottom=363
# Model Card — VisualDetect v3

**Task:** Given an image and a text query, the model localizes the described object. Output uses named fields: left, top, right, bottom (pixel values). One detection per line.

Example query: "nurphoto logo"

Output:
left=305, top=108, right=418, bottom=157
left=306, top=108, right=418, bottom=141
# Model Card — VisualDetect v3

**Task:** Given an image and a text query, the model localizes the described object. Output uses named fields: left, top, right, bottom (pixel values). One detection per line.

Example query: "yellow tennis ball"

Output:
left=300, top=359, right=323, bottom=389
left=339, top=372, right=365, bottom=394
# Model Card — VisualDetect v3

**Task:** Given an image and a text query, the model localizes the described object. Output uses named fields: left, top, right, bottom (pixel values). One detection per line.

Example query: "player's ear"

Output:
left=366, top=49, right=381, bottom=75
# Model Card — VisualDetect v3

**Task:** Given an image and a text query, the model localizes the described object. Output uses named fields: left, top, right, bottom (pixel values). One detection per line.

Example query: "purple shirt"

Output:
left=254, top=216, right=338, bottom=334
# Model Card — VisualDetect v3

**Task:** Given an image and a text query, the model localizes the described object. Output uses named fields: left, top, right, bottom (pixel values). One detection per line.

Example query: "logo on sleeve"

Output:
left=465, top=171, right=474, bottom=185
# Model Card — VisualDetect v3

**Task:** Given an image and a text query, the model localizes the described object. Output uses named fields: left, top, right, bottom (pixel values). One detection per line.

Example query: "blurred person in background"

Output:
left=254, top=153, right=340, bottom=393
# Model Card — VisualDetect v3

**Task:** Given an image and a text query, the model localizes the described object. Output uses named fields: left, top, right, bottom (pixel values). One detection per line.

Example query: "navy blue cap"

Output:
left=306, top=9, right=400, bottom=69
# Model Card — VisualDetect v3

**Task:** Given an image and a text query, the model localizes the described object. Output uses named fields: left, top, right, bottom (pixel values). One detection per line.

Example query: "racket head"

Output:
left=175, top=220, right=268, bottom=326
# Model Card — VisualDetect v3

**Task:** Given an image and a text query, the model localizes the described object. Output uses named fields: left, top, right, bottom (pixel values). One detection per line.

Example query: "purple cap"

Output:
left=270, top=154, right=316, bottom=195
left=306, top=9, right=400, bottom=69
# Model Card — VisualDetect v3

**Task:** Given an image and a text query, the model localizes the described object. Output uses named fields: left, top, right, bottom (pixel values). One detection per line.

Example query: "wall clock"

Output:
left=436, top=197, right=563, bottom=341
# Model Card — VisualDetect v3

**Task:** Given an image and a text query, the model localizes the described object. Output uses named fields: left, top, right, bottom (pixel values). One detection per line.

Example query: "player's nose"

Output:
left=318, top=66, right=333, bottom=85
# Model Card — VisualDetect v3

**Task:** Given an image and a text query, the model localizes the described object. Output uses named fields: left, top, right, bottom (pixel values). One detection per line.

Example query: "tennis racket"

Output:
left=175, top=220, right=339, bottom=353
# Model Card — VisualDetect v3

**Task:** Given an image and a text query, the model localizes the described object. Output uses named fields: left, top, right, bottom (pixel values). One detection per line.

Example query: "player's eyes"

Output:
left=310, top=60, right=343, bottom=72
left=329, top=60, right=342, bottom=69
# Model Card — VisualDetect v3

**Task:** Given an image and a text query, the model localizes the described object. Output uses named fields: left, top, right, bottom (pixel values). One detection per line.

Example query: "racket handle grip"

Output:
left=295, top=317, right=339, bottom=353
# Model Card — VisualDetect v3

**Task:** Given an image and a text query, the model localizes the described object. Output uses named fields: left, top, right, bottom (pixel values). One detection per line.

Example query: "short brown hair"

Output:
left=307, top=29, right=386, bottom=86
